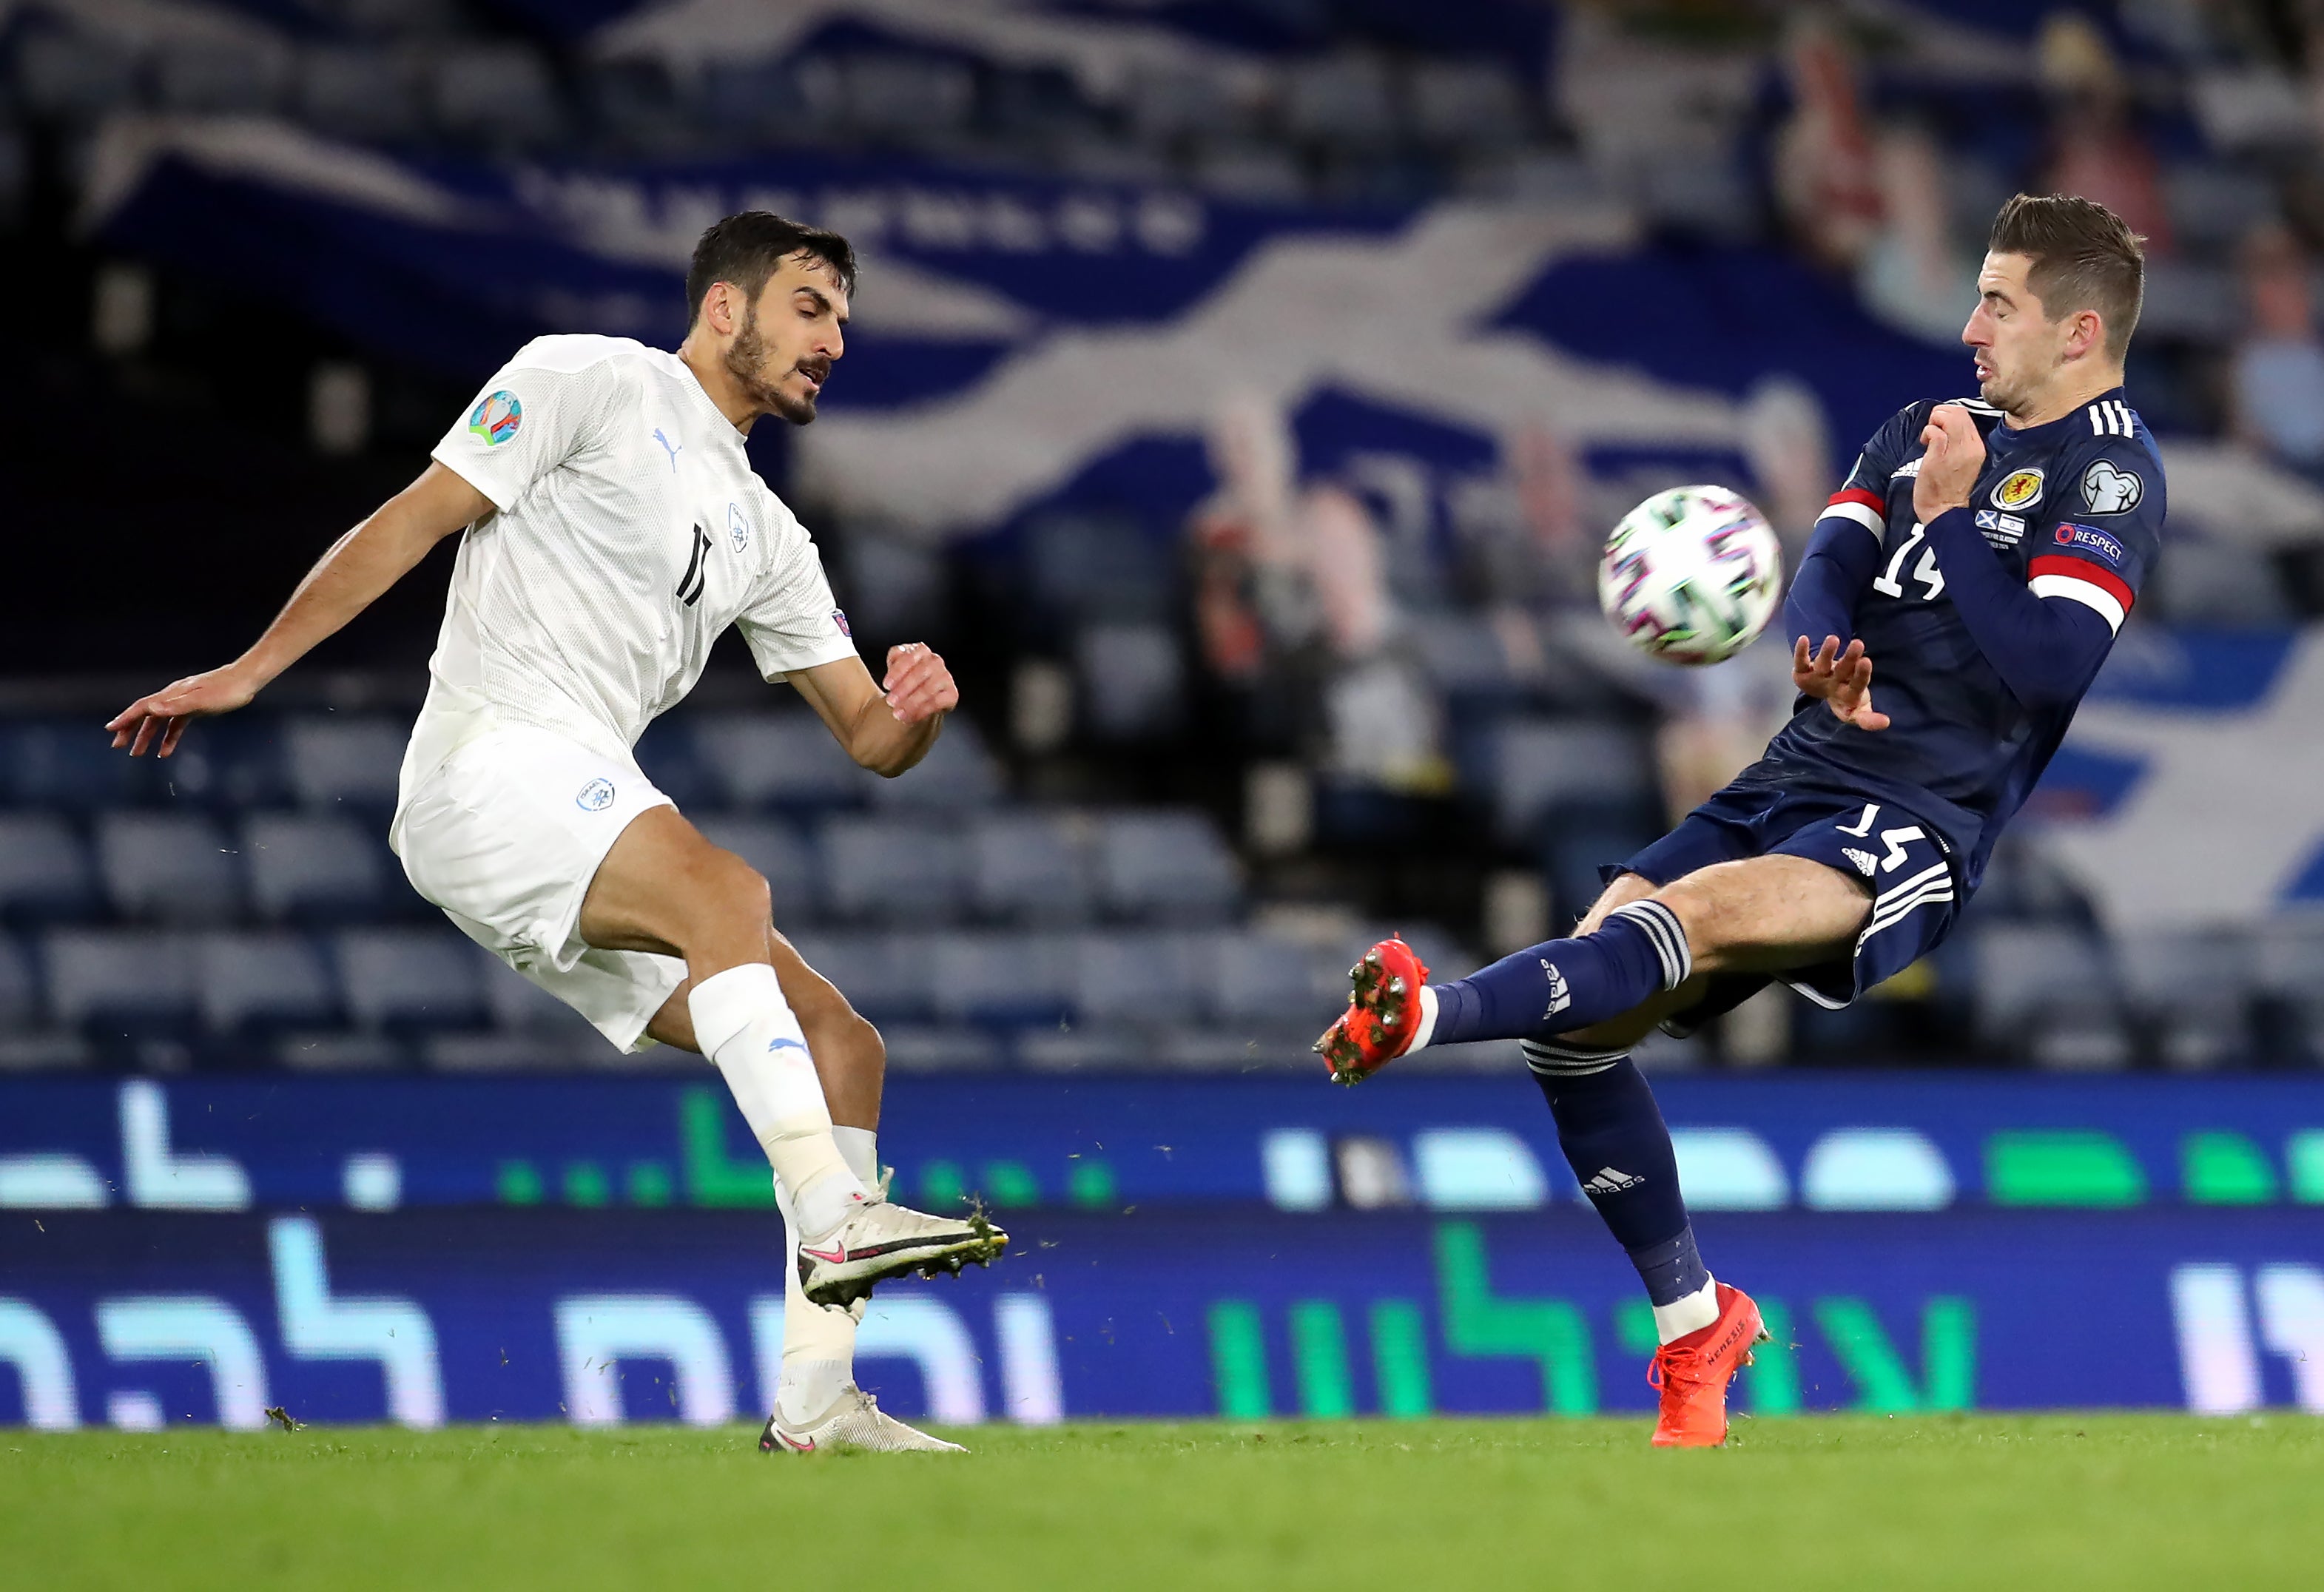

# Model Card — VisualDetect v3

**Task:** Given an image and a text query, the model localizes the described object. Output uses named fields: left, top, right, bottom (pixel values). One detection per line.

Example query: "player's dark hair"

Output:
left=685, top=212, right=856, bottom=330
left=1988, top=193, right=2145, bottom=359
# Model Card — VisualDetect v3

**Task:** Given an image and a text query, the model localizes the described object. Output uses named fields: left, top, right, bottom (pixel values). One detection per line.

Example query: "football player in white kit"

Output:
left=107, top=213, right=1005, bottom=1454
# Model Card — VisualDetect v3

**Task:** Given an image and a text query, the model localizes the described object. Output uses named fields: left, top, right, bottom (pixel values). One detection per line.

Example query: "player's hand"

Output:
left=880, top=642, right=957, bottom=725
left=1792, top=635, right=1891, bottom=732
left=1913, top=402, right=1987, bottom=524
left=105, top=664, right=260, bottom=758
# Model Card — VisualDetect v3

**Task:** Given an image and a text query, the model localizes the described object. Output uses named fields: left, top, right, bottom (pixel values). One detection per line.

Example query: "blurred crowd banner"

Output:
left=6, top=1073, right=2324, bottom=1426
left=82, top=116, right=1965, bottom=538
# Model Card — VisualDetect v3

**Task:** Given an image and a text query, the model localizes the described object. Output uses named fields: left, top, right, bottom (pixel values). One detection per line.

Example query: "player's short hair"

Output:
left=1988, top=193, right=2145, bottom=359
left=685, top=212, right=857, bottom=330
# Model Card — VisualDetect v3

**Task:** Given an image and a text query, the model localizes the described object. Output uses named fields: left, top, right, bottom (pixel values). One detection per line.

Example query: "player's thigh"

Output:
left=578, top=806, right=769, bottom=962
left=1654, top=854, right=1871, bottom=976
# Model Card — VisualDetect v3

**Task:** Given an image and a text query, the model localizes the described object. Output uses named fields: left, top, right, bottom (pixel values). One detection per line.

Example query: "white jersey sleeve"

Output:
left=737, top=493, right=862, bottom=681
left=431, top=337, right=633, bottom=513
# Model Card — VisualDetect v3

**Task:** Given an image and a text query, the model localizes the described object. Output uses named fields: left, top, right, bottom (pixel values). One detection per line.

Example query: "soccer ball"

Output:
left=1597, top=485, right=1783, bottom=666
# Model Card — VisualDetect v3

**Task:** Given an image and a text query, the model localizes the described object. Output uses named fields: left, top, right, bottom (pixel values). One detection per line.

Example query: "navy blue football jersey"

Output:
left=1757, top=386, right=2166, bottom=888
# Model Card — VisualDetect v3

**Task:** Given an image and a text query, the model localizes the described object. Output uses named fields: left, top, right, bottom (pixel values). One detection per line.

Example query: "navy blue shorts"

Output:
left=1605, top=776, right=1963, bottom=1011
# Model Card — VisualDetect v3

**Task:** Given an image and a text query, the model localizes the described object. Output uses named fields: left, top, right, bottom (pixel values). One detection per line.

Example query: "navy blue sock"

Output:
left=1427, top=900, right=1691, bottom=1047
left=1524, top=1040, right=1708, bottom=1307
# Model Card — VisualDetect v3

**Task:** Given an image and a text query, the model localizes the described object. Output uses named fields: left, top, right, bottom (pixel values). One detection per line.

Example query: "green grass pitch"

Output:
left=7, top=1416, right=2321, bottom=1591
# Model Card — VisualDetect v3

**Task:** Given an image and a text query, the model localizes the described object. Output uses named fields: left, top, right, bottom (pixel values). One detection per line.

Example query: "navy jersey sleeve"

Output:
left=1921, top=432, right=2166, bottom=709
left=1786, top=403, right=1924, bottom=650
left=2024, top=438, right=2166, bottom=636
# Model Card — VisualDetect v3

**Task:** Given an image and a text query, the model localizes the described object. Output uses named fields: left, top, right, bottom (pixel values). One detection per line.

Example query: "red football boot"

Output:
left=1647, top=1282, right=1768, bottom=1448
left=1313, top=937, right=1429, bottom=1085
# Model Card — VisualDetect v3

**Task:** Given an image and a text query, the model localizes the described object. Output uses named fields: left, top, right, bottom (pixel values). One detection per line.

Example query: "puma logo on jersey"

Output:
left=652, top=428, right=682, bottom=472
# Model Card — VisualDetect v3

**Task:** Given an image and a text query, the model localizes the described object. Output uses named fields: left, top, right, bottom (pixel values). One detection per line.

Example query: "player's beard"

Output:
left=726, top=304, right=826, bottom=426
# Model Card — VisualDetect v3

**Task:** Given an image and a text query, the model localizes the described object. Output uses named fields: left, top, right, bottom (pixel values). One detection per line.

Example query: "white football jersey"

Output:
left=402, top=334, right=858, bottom=803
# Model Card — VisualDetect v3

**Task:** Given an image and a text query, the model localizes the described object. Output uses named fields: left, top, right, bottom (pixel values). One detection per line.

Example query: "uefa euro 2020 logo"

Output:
left=469, top=390, right=522, bottom=447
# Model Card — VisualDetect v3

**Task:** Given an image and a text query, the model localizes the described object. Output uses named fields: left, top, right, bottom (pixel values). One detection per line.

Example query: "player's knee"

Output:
left=686, top=846, right=771, bottom=934
left=800, top=995, right=885, bottom=1082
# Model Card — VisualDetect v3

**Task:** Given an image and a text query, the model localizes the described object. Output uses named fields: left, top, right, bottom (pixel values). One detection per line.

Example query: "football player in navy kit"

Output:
left=1310, top=194, right=2164, bottom=1446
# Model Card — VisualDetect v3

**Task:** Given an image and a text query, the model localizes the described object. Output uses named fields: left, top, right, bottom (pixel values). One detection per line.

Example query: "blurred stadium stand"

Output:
left=7, top=1, right=2324, bottom=1073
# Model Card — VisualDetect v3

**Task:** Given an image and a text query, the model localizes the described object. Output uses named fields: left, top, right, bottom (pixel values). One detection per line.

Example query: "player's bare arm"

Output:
left=107, top=462, right=489, bottom=756
left=787, top=642, right=957, bottom=777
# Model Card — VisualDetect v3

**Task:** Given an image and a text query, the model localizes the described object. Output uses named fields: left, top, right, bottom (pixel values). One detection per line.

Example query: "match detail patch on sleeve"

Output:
left=2028, top=553, right=2134, bottom=635
left=1821, top=486, right=1887, bottom=536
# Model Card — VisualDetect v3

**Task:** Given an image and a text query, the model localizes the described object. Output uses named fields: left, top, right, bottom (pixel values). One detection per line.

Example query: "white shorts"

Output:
left=391, top=724, right=688, bottom=1053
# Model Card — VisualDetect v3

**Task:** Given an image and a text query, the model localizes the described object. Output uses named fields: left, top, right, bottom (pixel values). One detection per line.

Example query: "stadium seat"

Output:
left=158, top=716, right=293, bottom=810
left=283, top=718, right=407, bottom=809
left=240, top=812, right=391, bottom=923
left=693, top=814, right=821, bottom=923
left=1022, top=513, right=1177, bottom=628
left=0, top=932, right=36, bottom=1028
left=2249, top=917, right=2324, bottom=1062
left=1486, top=719, right=1656, bottom=843
left=691, top=712, right=868, bottom=809
left=866, top=716, right=1003, bottom=810
left=0, top=932, right=85, bottom=1069
left=472, top=947, right=603, bottom=1040
left=195, top=932, right=340, bottom=1036
left=931, top=932, right=1075, bottom=1026
left=1094, top=812, right=1240, bottom=923
left=821, top=817, right=969, bottom=922
left=1077, top=624, right=1185, bottom=741
left=1073, top=931, right=1200, bottom=1025
left=1970, top=924, right=2130, bottom=1069
left=968, top=812, right=1092, bottom=923
left=2115, top=929, right=2255, bottom=1069
left=878, top=1024, right=1008, bottom=1073
left=785, top=931, right=934, bottom=1023
left=1017, top=1025, right=1153, bottom=1073
left=0, top=813, right=98, bottom=923
left=42, top=928, right=198, bottom=1034
left=334, top=929, right=487, bottom=1033
left=94, top=813, right=243, bottom=923
left=0, top=720, right=151, bottom=808
left=1206, top=931, right=1341, bottom=1023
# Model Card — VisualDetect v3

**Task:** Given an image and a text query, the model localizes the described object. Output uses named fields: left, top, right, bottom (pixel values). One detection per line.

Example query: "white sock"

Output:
left=689, top=964, right=863, bottom=1238
left=774, top=1179, right=857, bottom=1424
left=1406, top=985, right=1440, bottom=1053
left=1652, top=1277, right=1720, bottom=1344
left=833, top=1125, right=881, bottom=1199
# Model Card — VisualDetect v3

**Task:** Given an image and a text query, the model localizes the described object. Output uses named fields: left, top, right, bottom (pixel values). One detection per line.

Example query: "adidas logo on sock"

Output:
left=1539, top=959, right=1571, bottom=1019
left=1583, top=1167, right=1643, bottom=1195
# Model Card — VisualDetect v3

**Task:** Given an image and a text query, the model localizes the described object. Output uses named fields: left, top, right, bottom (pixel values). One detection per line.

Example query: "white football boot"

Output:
left=759, top=1386, right=967, bottom=1455
left=796, top=1199, right=1008, bottom=1309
